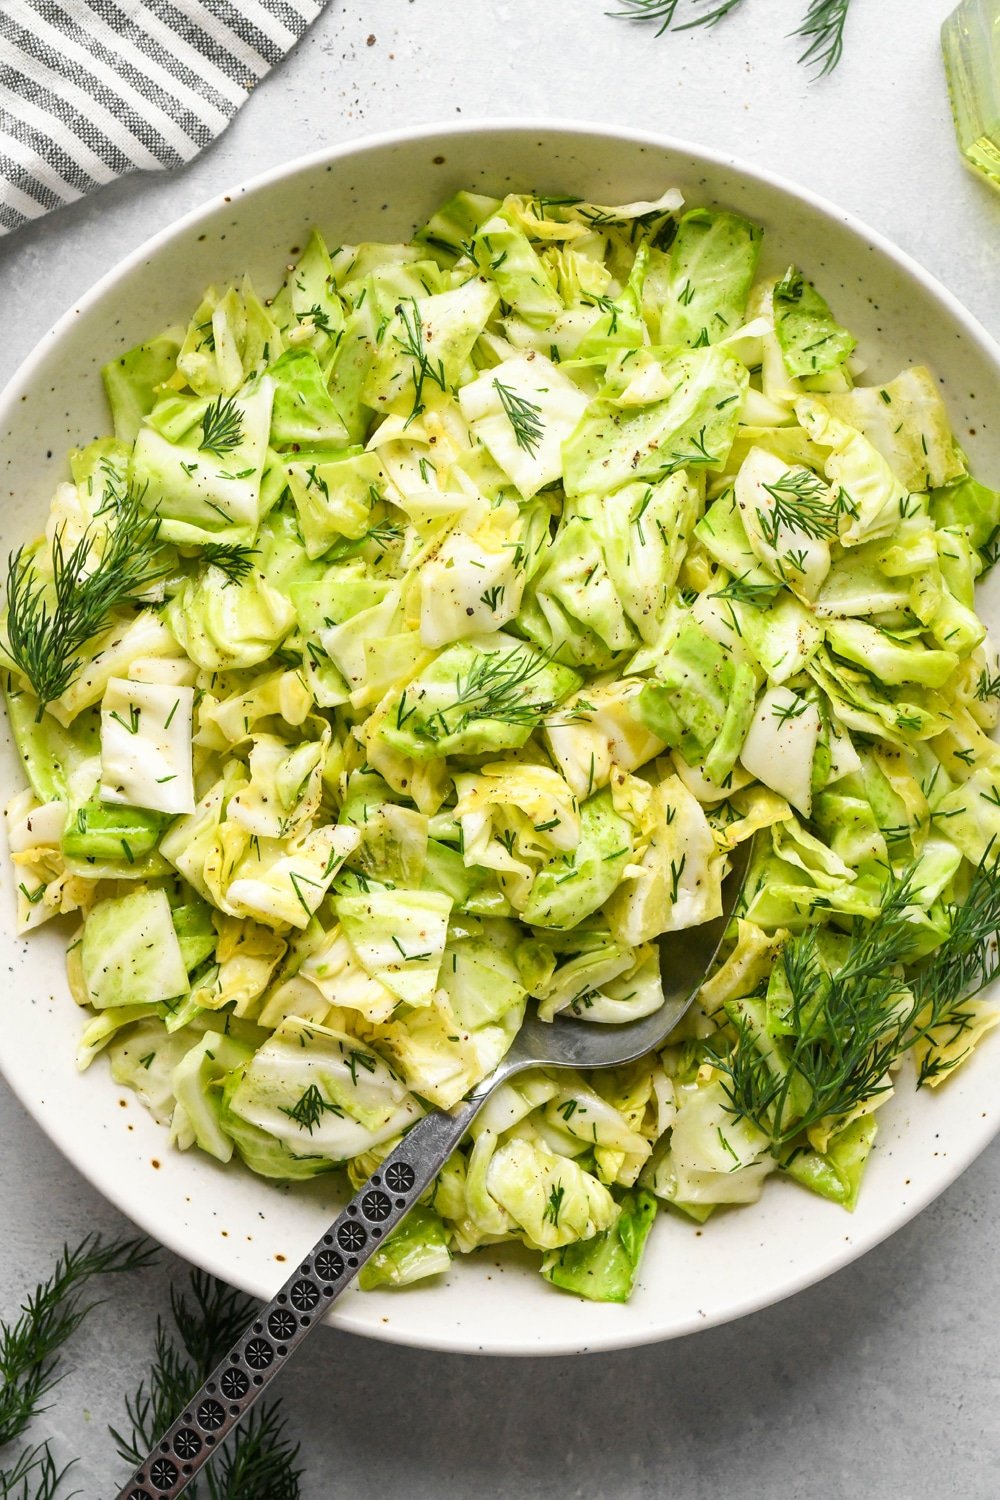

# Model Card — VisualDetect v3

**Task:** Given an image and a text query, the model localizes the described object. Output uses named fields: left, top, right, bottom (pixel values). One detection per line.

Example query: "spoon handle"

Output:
left=114, top=1097, right=480, bottom=1500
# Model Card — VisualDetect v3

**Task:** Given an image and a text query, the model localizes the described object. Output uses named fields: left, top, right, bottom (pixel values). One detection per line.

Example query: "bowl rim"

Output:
left=3, top=116, right=1000, bottom=1356
left=9, top=114, right=1000, bottom=400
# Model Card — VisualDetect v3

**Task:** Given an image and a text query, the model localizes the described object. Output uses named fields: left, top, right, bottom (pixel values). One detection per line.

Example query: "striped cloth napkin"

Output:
left=0, top=0, right=326, bottom=235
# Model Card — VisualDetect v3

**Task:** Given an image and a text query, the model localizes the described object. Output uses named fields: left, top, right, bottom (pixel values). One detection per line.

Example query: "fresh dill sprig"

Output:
left=910, top=850, right=1000, bottom=1040
left=345, top=1047, right=378, bottom=1088
left=609, top=0, right=743, bottom=38
left=394, top=297, right=446, bottom=424
left=975, top=667, right=1000, bottom=703
left=204, top=1403, right=302, bottom=1500
left=424, top=644, right=558, bottom=740
left=0, top=1234, right=155, bottom=1446
left=198, top=395, right=245, bottom=456
left=4, top=489, right=168, bottom=713
left=323, top=516, right=405, bottom=564
left=543, top=1182, right=566, bottom=1226
left=663, top=425, right=717, bottom=474
left=111, top=1269, right=302, bottom=1500
left=279, top=1083, right=345, bottom=1134
left=493, top=379, right=545, bottom=459
left=296, top=303, right=335, bottom=334
left=200, top=543, right=259, bottom=585
left=794, top=0, right=852, bottom=76
left=771, top=694, right=808, bottom=724
left=0, top=1441, right=77, bottom=1500
left=757, top=467, right=837, bottom=547
left=722, top=850, right=1000, bottom=1141
left=710, top=572, right=781, bottom=606
left=581, top=291, right=621, bottom=334
left=980, top=525, right=1000, bottom=576
left=610, top=0, right=855, bottom=76
left=722, top=867, right=924, bottom=1141
left=195, top=319, right=216, bottom=353
left=362, top=518, right=405, bottom=551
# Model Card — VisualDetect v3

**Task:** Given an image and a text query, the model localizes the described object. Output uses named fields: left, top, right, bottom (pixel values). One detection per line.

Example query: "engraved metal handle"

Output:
left=114, top=1095, right=483, bottom=1500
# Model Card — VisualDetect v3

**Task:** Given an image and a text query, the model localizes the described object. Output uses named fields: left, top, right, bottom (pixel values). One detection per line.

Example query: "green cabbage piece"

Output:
left=695, top=488, right=782, bottom=591
left=541, top=1189, right=657, bottom=1303
left=4, top=689, right=98, bottom=803
left=773, top=267, right=856, bottom=378
left=637, top=620, right=757, bottom=777
left=268, top=347, right=349, bottom=449
left=108, top=1015, right=202, bottom=1124
left=171, top=1031, right=252, bottom=1163
left=520, top=790, right=633, bottom=930
left=268, top=229, right=344, bottom=361
left=654, top=208, right=762, bottom=348
left=362, top=278, right=499, bottom=417
left=417, top=189, right=502, bottom=258
left=81, top=887, right=189, bottom=1009
left=175, top=280, right=280, bottom=396
left=166, top=564, right=295, bottom=670
left=226, top=1017, right=423, bottom=1162
left=62, top=797, right=170, bottom=865
left=470, top=212, right=562, bottom=326
left=650, top=1076, right=775, bottom=1208
left=376, top=633, right=582, bottom=761
left=562, top=346, right=748, bottom=498
left=825, top=619, right=958, bottom=688
left=101, top=333, right=181, bottom=444
left=333, top=887, right=452, bottom=1006
left=130, top=378, right=274, bottom=542
left=781, top=1115, right=878, bottom=1209
left=931, top=473, right=1000, bottom=553
left=484, top=1136, right=619, bottom=1251
left=822, top=367, right=964, bottom=492
left=358, top=1205, right=452, bottom=1289
left=218, top=1071, right=338, bottom=1180
left=169, top=895, right=218, bottom=973
left=285, top=448, right=386, bottom=557
left=605, top=776, right=722, bottom=943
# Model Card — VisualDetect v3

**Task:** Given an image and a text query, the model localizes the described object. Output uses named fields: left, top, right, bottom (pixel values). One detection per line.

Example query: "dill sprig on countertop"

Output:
left=0, top=1441, right=78, bottom=1500
left=722, top=849, right=1000, bottom=1143
left=0, top=1236, right=302, bottom=1498
left=610, top=0, right=855, bottom=77
left=3, top=485, right=169, bottom=714
left=110, top=1269, right=302, bottom=1499
left=0, top=1233, right=156, bottom=1448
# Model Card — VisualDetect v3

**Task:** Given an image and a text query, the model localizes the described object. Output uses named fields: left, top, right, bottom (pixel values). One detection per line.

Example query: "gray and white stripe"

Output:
left=0, top=0, right=326, bottom=235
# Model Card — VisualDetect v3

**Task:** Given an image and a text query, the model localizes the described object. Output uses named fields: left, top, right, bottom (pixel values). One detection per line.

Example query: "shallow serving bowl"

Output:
left=2, top=121, right=999, bottom=1356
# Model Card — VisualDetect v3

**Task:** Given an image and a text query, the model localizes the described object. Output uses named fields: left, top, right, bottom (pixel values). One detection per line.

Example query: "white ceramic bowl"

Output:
left=2, top=121, right=999, bottom=1357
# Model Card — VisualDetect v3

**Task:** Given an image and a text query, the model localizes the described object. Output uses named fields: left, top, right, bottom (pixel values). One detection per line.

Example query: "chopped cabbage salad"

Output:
left=4, top=185, right=1000, bottom=1304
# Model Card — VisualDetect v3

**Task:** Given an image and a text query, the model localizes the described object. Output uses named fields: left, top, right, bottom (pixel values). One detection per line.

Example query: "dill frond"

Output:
left=0, top=1234, right=155, bottom=1445
left=4, top=487, right=168, bottom=712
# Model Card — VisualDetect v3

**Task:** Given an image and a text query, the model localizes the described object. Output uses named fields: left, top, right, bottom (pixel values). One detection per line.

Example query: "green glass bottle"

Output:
left=942, top=0, right=1000, bottom=190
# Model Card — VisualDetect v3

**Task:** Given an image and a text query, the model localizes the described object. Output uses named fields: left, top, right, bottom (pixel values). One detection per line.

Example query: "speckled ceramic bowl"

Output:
left=2, top=121, right=999, bottom=1356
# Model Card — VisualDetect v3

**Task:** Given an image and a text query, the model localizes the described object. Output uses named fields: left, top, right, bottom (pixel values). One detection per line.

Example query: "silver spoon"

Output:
left=115, top=838, right=752, bottom=1500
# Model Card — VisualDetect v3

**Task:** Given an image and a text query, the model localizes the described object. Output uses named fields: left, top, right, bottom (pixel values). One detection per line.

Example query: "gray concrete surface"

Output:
left=3, top=1, right=1000, bottom=1496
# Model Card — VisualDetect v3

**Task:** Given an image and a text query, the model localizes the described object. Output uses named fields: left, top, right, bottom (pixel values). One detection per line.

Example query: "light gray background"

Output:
left=3, top=2, right=1000, bottom=1496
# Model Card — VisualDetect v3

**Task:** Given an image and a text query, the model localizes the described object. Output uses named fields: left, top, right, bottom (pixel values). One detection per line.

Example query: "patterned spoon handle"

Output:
left=114, top=1097, right=479, bottom=1500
